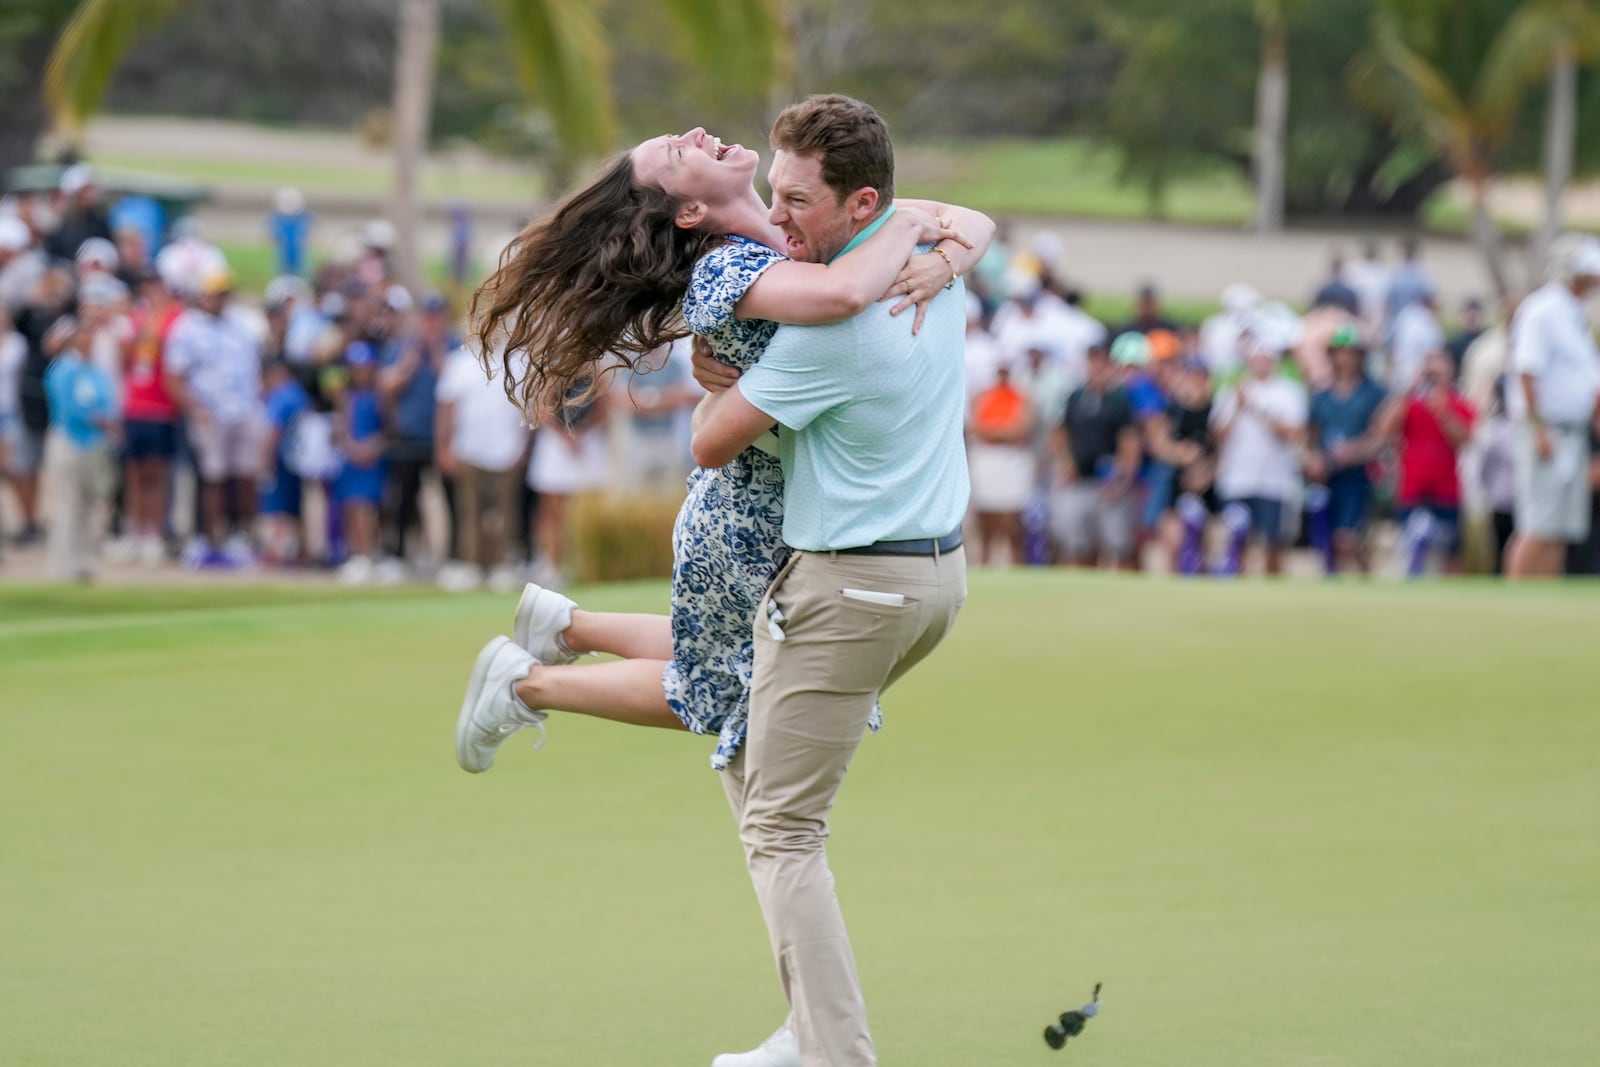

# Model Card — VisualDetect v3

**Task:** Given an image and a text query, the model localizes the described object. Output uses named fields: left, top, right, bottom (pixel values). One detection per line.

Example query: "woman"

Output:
left=459, top=126, right=994, bottom=772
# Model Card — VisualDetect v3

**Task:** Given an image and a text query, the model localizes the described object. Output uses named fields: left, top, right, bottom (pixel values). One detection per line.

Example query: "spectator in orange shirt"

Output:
left=967, top=359, right=1035, bottom=565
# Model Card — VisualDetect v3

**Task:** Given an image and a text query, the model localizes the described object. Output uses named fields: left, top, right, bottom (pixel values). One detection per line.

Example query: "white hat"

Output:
left=1220, top=283, right=1262, bottom=315
left=75, top=236, right=119, bottom=271
left=1005, top=268, right=1041, bottom=301
left=1245, top=300, right=1305, bottom=353
left=264, top=275, right=307, bottom=309
left=0, top=214, right=30, bottom=253
left=274, top=187, right=306, bottom=215
left=60, top=163, right=96, bottom=196
left=1552, top=233, right=1600, bottom=282
left=1029, top=231, right=1064, bottom=269
left=383, top=283, right=413, bottom=312
left=363, top=219, right=397, bottom=249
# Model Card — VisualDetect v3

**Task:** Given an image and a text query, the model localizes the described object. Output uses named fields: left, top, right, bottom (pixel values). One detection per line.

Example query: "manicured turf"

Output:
left=2, top=574, right=1596, bottom=1066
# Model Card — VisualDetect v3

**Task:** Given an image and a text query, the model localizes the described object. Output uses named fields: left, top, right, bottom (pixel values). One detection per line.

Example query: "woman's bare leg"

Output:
left=514, top=657, right=687, bottom=731
left=562, top=608, right=674, bottom=660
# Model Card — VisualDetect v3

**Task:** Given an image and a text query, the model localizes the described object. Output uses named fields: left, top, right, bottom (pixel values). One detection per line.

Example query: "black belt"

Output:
left=834, top=528, right=963, bottom=557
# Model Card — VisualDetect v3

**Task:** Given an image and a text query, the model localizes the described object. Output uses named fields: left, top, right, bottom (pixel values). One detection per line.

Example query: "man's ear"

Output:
left=675, top=200, right=709, bottom=230
left=848, top=188, right=880, bottom=223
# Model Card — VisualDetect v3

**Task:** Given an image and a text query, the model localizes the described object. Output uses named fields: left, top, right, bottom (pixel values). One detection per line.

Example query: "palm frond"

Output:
left=44, top=0, right=182, bottom=131
left=487, top=0, right=615, bottom=158
left=657, top=0, right=787, bottom=97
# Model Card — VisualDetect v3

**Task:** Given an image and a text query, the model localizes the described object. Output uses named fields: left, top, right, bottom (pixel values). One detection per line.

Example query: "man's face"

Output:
left=767, top=150, right=869, bottom=264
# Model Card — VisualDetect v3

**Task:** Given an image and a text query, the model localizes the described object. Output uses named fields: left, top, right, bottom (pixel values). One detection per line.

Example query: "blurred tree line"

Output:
left=6, top=0, right=1600, bottom=232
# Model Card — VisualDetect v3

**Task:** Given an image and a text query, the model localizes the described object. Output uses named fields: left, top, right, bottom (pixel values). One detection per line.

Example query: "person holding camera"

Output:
left=1376, top=348, right=1476, bottom=576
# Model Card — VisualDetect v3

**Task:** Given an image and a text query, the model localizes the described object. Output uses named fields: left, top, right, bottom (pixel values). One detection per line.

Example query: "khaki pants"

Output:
left=723, top=547, right=967, bottom=1067
left=43, top=430, right=113, bottom=580
left=452, top=463, right=522, bottom=568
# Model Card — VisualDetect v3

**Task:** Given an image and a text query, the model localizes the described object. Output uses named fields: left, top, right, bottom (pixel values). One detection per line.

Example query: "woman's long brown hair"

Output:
left=470, top=153, right=721, bottom=420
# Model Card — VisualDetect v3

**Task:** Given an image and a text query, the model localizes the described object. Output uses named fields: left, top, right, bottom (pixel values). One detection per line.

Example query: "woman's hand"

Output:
left=882, top=252, right=959, bottom=334
left=894, top=205, right=972, bottom=251
left=690, top=336, right=740, bottom=393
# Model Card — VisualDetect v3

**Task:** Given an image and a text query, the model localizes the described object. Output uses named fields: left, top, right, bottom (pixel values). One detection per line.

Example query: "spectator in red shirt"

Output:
left=120, top=267, right=184, bottom=564
left=1377, top=348, right=1476, bottom=576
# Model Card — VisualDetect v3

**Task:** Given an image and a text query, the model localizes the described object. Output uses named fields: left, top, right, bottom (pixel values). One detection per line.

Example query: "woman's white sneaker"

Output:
left=455, top=636, right=547, bottom=773
left=711, top=1025, right=800, bottom=1067
left=513, top=582, right=579, bottom=665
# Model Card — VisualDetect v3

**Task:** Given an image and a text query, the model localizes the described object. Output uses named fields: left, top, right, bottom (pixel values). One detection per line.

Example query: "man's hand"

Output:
left=436, top=445, right=458, bottom=477
left=1535, top=424, right=1554, bottom=461
left=691, top=337, right=740, bottom=393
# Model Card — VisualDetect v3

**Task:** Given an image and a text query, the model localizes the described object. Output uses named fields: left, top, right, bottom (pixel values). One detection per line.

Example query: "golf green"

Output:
left=2, top=574, right=1595, bottom=1065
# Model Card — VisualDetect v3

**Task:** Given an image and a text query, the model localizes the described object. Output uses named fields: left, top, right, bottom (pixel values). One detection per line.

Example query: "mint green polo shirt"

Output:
left=736, top=207, right=971, bottom=551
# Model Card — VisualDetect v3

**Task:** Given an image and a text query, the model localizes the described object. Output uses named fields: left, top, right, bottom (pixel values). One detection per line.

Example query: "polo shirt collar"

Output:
left=831, top=204, right=897, bottom=263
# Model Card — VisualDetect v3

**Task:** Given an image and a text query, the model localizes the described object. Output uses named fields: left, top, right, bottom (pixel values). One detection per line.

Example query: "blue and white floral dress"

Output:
left=665, top=235, right=881, bottom=769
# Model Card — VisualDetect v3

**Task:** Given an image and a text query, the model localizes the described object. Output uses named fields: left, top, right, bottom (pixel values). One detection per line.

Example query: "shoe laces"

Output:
left=498, top=685, right=548, bottom=751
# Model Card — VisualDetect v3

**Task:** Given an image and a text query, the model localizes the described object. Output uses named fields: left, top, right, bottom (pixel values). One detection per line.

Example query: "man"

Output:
left=44, top=164, right=113, bottom=262
left=1387, top=290, right=1444, bottom=392
left=1210, top=338, right=1308, bottom=577
left=684, top=95, right=980, bottom=1067
left=1310, top=251, right=1360, bottom=316
left=1115, top=281, right=1178, bottom=339
left=1050, top=341, right=1141, bottom=569
left=379, top=290, right=456, bottom=570
left=164, top=266, right=266, bottom=564
left=1446, top=297, right=1486, bottom=372
left=433, top=341, right=529, bottom=591
left=1306, top=326, right=1387, bottom=574
left=1383, top=235, right=1434, bottom=338
left=1505, top=234, right=1600, bottom=579
left=1376, top=348, right=1476, bottom=577
left=41, top=316, right=118, bottom=580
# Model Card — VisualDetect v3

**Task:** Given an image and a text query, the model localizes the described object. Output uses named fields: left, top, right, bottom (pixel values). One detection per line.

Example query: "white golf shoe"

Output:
left=711, top=1025, right=800, bottom=1067
left=513, top=582, right=579, bottom=665
left=455, top=636, right=547, bottom=773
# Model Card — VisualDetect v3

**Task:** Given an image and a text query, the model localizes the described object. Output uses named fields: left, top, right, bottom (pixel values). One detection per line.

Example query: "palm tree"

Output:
left=1252, top=0, right=1296, bottom=233
left=44, top=0, right=786, bottom=288
left=1351, top=1, right=1532, bottom=300
left=1480, top=0, right=1600, bottom=279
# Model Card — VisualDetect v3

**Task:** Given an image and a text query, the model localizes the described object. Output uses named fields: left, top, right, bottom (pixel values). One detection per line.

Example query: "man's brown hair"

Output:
left=769, top=94, right=895, bottom=205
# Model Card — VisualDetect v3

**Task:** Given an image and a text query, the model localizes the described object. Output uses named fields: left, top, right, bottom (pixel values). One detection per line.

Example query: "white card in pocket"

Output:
left=841, top=587, right=909, bottom=607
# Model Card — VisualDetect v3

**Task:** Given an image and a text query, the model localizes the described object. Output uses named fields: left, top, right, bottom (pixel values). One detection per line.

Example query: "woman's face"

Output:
left=631, top=127, right=759, bottom=215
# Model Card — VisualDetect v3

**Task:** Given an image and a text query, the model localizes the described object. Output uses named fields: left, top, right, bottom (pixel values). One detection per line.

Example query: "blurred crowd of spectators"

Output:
left=956, top=230, right=1600, bottom=579
left=0, top=168, right=703, bottom=588
left=3, top=166, right=1596, bottom=586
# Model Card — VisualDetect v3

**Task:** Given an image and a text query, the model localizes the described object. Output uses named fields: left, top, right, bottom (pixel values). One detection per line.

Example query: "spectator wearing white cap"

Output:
left=75, top=237, right=119, bottom=279
left=45, top=164, right=113, bottom=262
left=0, top=213, right=45, bottom=319
left=165, top=266, right=266, bottom=563
left=1505, top=233, right=1600, bottom=578
left=1198, top=283, right=1261, bottom=377
left=1210, top=337, right=1308, bottom=577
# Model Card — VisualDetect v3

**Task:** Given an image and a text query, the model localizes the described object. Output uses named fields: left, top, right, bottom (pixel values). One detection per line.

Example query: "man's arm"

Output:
left=691, top=385, right=777, bottom=469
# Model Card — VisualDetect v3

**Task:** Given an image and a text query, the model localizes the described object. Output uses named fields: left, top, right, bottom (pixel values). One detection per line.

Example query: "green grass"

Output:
left=901, top=139, right=1256, bottom=225
left=98, top=153, right=542, bottom=204
left=3, top=574, right=1597, bottom=1066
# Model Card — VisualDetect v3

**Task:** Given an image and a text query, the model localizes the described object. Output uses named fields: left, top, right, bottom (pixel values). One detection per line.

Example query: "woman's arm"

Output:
left=732, top=205, right=968, bottom=325
left=893, top=198, right=996, bottom=281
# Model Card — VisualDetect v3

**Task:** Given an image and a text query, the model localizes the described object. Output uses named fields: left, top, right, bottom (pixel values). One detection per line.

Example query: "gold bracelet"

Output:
left=931, top=245, right=958, bottom=289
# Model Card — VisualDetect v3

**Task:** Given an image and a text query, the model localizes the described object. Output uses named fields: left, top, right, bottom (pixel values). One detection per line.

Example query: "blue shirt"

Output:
left=737, top=208, right=971, bottom=551
left=381, top=335, right=452, bottom=443
left=1310, top=377, right=1387, bottom=472
left=344, top=387, right=385, bottom=470
left=44, top=353, right=115, bottom=448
